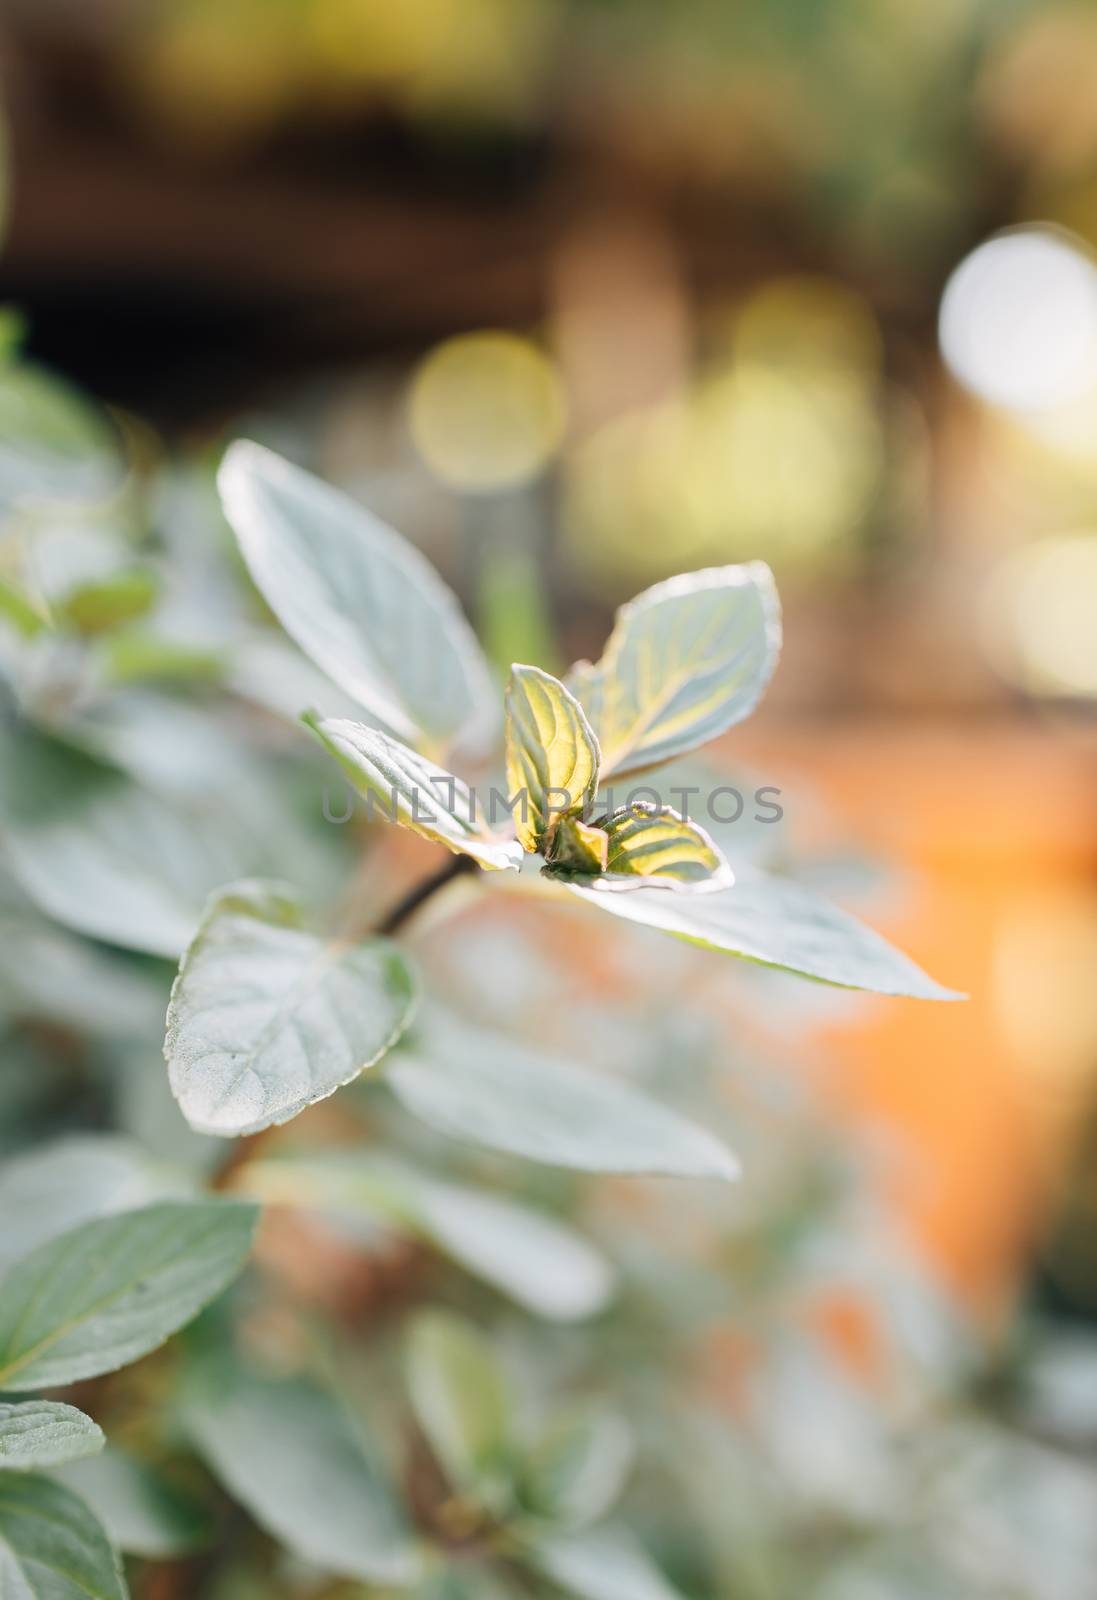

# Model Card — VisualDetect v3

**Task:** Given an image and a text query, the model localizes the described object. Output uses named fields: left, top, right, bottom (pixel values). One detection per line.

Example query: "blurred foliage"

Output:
left=0, top=344, right=1094, bottom=1598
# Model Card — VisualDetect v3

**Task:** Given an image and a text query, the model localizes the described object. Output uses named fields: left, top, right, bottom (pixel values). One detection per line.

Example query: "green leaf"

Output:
left=519, top=1410, right=634, bottom=1529
left=101, top=632, right=225, bottom=687
left=0, top=577, right=44, bottom=637
left=306, top=714, right=521, bottom=871
left=414, top=1563, right=525, bottom=1600
left=52, top=1449, right=212, bottom=1560
left=218, top=441, right=498, bottom=752
left=0, top=726, right=254, bottom=957
left=0, top=1403, right=104, bottom=1472
left=165, top=879, right=418, bottom=1137
left=0, top=1200, right=257, bottom=1391
left=183, top=1364, right=417, bottom=1586
left=545, top=804, right=730, bottom=890
left=505, top=664, right=600, bottom=853
left=0, top=1473, right=128, bottom=1600
left=565, top=869, right=962, bottom=1000
left=0, top=876, right=167, bottom=1040
left=0, top=360, right=122, bottom=516
left=572, top=564, right=780, bottom=779
left=386, top=1009, right=738, bottom=1180
left=242, top=1152, right=615, bottom=1321
left=60, top=569, right=158, bottom=635
left=0, top=308, right=26, bottom=364
left=406, top=1312, right=513, bottom=1501
left=546, top=815, right=609, bottom=874
left=0, top=1134, right=193, bottom=1276
left=525, top=1525, right=688, bottom=1600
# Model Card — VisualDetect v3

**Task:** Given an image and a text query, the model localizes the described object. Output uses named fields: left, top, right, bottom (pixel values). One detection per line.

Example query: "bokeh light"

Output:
left=939, top=228, right=1097, bottom=412
left=408, top=332, right=566, bottom=493
left=982, top=533, right=1097, bottom=697
left=562, top=277, right=888, bottom=594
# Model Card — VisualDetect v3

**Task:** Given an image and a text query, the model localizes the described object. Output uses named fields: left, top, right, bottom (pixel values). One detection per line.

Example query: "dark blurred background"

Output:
left=4, top=0, right=1097, bottom=1330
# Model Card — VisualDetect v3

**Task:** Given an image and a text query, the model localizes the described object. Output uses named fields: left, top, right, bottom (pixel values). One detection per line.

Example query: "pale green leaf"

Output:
left=242, top=1152, right=615, bottom=1320
left=526, top=1525, right=688, bottom=1600
left=0, top=1200, right=257, bottom=1391
left=0, top=360, right=122, bottom=517
left=572, top=564, right=780, bottom=779
left=565, top=869, right=962, bottom=1000
left=0, top=1474, right=128, bottom=1600
left=0, top=1135, right=193, bottom=1276
left=52, top=1449, right=212, bottom=1560
left=15, top=525, right=154, bottom=637
left=386, top=1009, right=738, bottom=1179
left=306, top=715, right=521, bottom=871
left=218, top=441, right=497, bottom=752
left=100, top=632, right=225, bottom=687
left=228, top=631, right=364, bottom=725
left=406, top=1312, right=513, bottom=1501
left=505, top=664, right=600, bottom=853
left=0, top=874, right=166, bottom=1039
left=545, top=804, right=730, bottom=890
left=0, top=1403, right=104, bottom=1472
left=0, top=727, right=259, bottom=958
left=519, top=1410, right=634, bottom=1529
left=165, top=879, right=418, bottom=1137
left=415, top=1563, right=524, bottom=1600
left=183, top=1365, right=417, bottom=1586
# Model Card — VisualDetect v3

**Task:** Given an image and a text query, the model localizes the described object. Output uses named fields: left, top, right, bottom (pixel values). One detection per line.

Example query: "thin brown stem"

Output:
left=376, top=852, right=480, bottom=937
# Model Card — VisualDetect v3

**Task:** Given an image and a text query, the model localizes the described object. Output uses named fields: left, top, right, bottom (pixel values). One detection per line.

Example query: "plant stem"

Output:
left=377, top=852, right=480, bottom=936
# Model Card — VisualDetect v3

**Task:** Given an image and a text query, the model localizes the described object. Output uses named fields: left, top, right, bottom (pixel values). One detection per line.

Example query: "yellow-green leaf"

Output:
left=306, top=714, right=521, bottom=871
left=545, top=805, right=730, bottom=890
left=505, top=664, right=600, bottom=853
left=571, top=564, right=780, bottom=779
left=546, top=816, right=609, bottom=875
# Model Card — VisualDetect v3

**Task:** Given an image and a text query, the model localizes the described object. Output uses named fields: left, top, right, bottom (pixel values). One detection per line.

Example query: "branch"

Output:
left=377, top=852, right=480, bottom=937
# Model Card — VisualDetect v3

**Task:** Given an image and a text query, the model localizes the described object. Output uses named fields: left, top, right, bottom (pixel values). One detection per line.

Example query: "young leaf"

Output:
left=53, top=1449, right=213, bottom=1560
left=306, top=715, right=521, bottom=871
left=572, top=564, right=781, bottom=779
left=547, top=815, right=609, bottom=875
left=564, top=869, right=963, bottom=1000
left=0, top=1200, right=257, bottom=1391
left=526, top=1524, right=689, bottom=1600
left=0, top=1402, right=105, bottom=1472
left=545, top=804, right=731, bottom=890
left=242, top=1152, right=615, bottom=1321
left=218, top=441, right=498, bottom=753
left=519, top=1410, right=634, bottom=1529
left=183, top=1365, right=417, bottom=1587
left=406, top=1312, right=513, bottom=1501
left=385, top=1009, right=738, bottom=1180
left=165, top=879, right=418, bottom=1137
left=0, top=1473, right=128, bottom=1600
left=505, top=664, right=600, bottom=852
